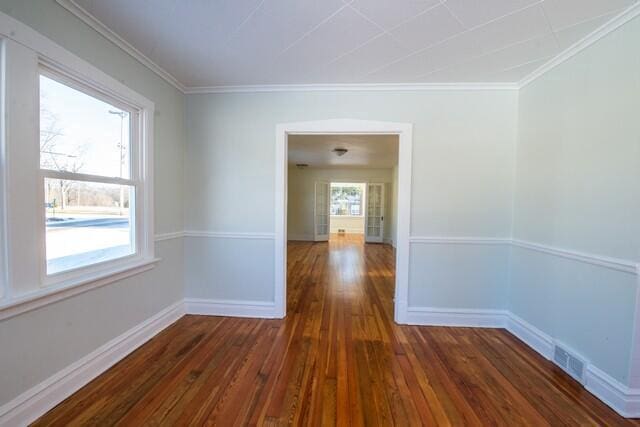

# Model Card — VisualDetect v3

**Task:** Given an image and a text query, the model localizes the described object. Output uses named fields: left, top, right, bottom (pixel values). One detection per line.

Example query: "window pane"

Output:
left=330, top=183, right=364, bottom=216
left=45, top=178, right=134, bottom=274
left=40, top=75, right=131, bottom=179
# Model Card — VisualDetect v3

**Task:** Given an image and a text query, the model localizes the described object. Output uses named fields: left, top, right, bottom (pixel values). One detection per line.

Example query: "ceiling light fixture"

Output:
left=332, top=148, right=348, bottom=156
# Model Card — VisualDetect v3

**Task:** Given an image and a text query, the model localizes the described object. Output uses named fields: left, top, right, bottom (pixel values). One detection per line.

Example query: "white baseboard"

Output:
left=504, top=311, right=640, bottom=418
left=505, top=313, right=554, bottom=360
left=184, top=298, right=278, bottom=318
left=404, top=306, right=640, bottom=418
left=0, top=300, right=185, bottom=426
left=3, top=298, right=638, bottom=422
left=405, top=307, right=508, bottom=328
left=585, top=365, right=640, bottom=418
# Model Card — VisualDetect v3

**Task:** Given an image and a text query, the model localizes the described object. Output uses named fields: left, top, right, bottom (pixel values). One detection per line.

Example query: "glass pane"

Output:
left=45, top=178, right=134, bottom=274
left=40, top=75, right=131, bottom=179
left=330, top=183, right=364, bottom=216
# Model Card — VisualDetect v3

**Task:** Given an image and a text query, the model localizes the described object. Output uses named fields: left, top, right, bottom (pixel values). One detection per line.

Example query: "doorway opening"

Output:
left=274, top=119, right=412, bottom=323
left=329, top=182, right=366, bottom=243
left=275, top=119, right=412, bottom=323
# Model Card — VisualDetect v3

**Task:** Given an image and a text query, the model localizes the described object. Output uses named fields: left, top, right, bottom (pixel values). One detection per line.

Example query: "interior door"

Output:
left=314, top=181, right=330, bottom=241
left=365, top=183, right=385, bottom=243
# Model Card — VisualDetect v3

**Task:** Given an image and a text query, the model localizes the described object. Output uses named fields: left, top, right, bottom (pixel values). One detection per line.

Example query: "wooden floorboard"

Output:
left=34, top=233, right=637, bottom=426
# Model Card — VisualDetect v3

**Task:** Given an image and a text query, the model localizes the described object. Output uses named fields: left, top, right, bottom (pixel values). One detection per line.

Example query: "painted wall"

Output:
left=330, top=216, right=364, bottom=235
left=511, top=16, right=640, bottom=384
left=287, top=167, right=393, bottom=240
left=185, top=89, right=518, bottom=305
left=0, top=0, right=185, bottom=406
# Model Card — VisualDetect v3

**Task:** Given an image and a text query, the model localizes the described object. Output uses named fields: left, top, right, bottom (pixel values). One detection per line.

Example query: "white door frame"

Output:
left=275, top=119, right=413, bottom=323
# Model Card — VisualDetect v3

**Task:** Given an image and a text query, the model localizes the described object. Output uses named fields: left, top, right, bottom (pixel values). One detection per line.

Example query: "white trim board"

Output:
left=55, top=0, right=185, bottom=92
left=405, top=307, right=508, bottom=328
left=2, top=295, right=638, bottom=420
left=52, top=1, right=640, bottom=93
left=183, top=231, right=275, bottom=240
left=185, top=82, right=518, bottom=94
left=0, top=258, right=159, bottom=321
left=511, top=239, right=637, bottom=275
left=275, top=119, right=413, bottom=323
left=506, top=312, right=640, bottom=418
left=409, top=306, right=640, bottom=418
left=519, top=2, right=640, bottom=88
left=506, top=313, right=554, bottom=360
left=184, top=298, right=278, bottom=318
left=410, top=236, right=638, bottom=275
left=0, top=300, right=185, bottom=426
left=154, top=231, right=185, bottom=242
left=410, top=236, right=511, bottom=245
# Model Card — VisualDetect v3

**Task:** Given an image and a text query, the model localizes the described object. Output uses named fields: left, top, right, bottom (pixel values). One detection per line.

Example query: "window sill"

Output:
left=0, top=257, right=160, bottom=321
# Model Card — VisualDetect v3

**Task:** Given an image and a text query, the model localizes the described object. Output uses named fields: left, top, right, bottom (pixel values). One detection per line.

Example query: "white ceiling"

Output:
left=72, top=0, right=637, bottom=88
left=288, top=135, right=399, bottom=168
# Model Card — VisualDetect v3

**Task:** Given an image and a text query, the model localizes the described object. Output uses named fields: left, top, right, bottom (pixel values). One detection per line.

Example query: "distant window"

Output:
left=330, top=183, right=364, bottom=217
left=40, top=72, right=138, bottom=275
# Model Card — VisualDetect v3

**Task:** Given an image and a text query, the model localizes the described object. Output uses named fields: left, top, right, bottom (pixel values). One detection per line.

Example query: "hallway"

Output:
left=34, top=235, right=635, bottom=425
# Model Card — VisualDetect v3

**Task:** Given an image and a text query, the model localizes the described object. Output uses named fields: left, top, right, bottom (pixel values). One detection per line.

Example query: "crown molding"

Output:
left=55, top=0, right=186, bottom=93
left=519, top=2, right=640, bottom=88
left=184, top=82, right=519, bottom=94
left=55, top=0, right=639, bottom=94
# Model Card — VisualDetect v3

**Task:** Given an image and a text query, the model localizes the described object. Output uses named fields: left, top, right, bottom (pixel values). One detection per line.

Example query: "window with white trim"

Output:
left=330, top=183, right=365, bottom=216
left=39, top=71, right=140, bottom=275
left=0, top=31, right=154, bottom=314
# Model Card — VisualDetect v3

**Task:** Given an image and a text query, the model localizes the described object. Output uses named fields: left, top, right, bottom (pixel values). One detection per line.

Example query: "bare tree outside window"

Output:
left=40, top=98, right=87, bottom=211
left=39, top=74, right=134, bottom=274
left=330, top=183, right=364, bottom=216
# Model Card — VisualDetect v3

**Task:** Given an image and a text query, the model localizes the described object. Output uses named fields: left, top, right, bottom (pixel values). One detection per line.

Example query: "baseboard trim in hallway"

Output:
left=0, top=300, right=185, bottom=426
left=405, top=307, right=508, bottom=328
left=6, top=299, right=640, bottom=425
left=184, top=298, right=278, bottom=318
left=4, top=297, right=638, bottom=423
left=404, top=305, right=640, bottom=418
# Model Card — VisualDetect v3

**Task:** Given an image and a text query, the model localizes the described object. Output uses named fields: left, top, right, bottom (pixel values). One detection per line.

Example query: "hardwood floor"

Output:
left=35, top=233, right=635, bottom=426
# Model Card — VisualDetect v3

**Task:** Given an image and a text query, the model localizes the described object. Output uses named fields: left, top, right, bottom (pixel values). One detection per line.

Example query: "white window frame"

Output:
left=0, top=12, right=156, bottom=320
left=39, top=65, right=146, bottom=284
left=330, top=182, right=365, bottom=217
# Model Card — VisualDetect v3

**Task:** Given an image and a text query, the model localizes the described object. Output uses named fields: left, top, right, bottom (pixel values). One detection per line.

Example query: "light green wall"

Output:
left=511, top=15, right=640, bottom=384
left=184, top=89, right=518, bottom=306
left=0, top=0, right=186, bottom=406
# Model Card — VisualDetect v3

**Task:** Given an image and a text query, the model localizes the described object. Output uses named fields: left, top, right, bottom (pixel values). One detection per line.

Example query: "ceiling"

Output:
left=288, top=135, right=399, bottom=168
left=71, top=0, right=637, bottom=88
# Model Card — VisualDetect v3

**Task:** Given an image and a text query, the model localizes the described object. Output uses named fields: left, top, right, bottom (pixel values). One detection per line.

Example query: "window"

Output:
left=330, top=183, right=365, bottom=216
left=0, top=26, right=154, bottom=317
left=40, top=72, right=139, bottom=275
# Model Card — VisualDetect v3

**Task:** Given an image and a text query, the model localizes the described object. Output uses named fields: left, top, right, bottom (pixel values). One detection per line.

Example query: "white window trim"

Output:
left=0, top=11, right=156, bottom=319
left=330, top=182, right=366, bottom=217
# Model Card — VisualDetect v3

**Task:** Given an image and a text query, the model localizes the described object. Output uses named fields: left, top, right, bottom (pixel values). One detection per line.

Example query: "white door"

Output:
left=314, top=181, right=330, bottom=241
left=365, top=183, right=385, bottom=243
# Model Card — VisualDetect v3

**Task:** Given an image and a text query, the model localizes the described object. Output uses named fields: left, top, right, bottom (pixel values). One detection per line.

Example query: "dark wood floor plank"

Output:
left=34, top=234, right=637, bottom=426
